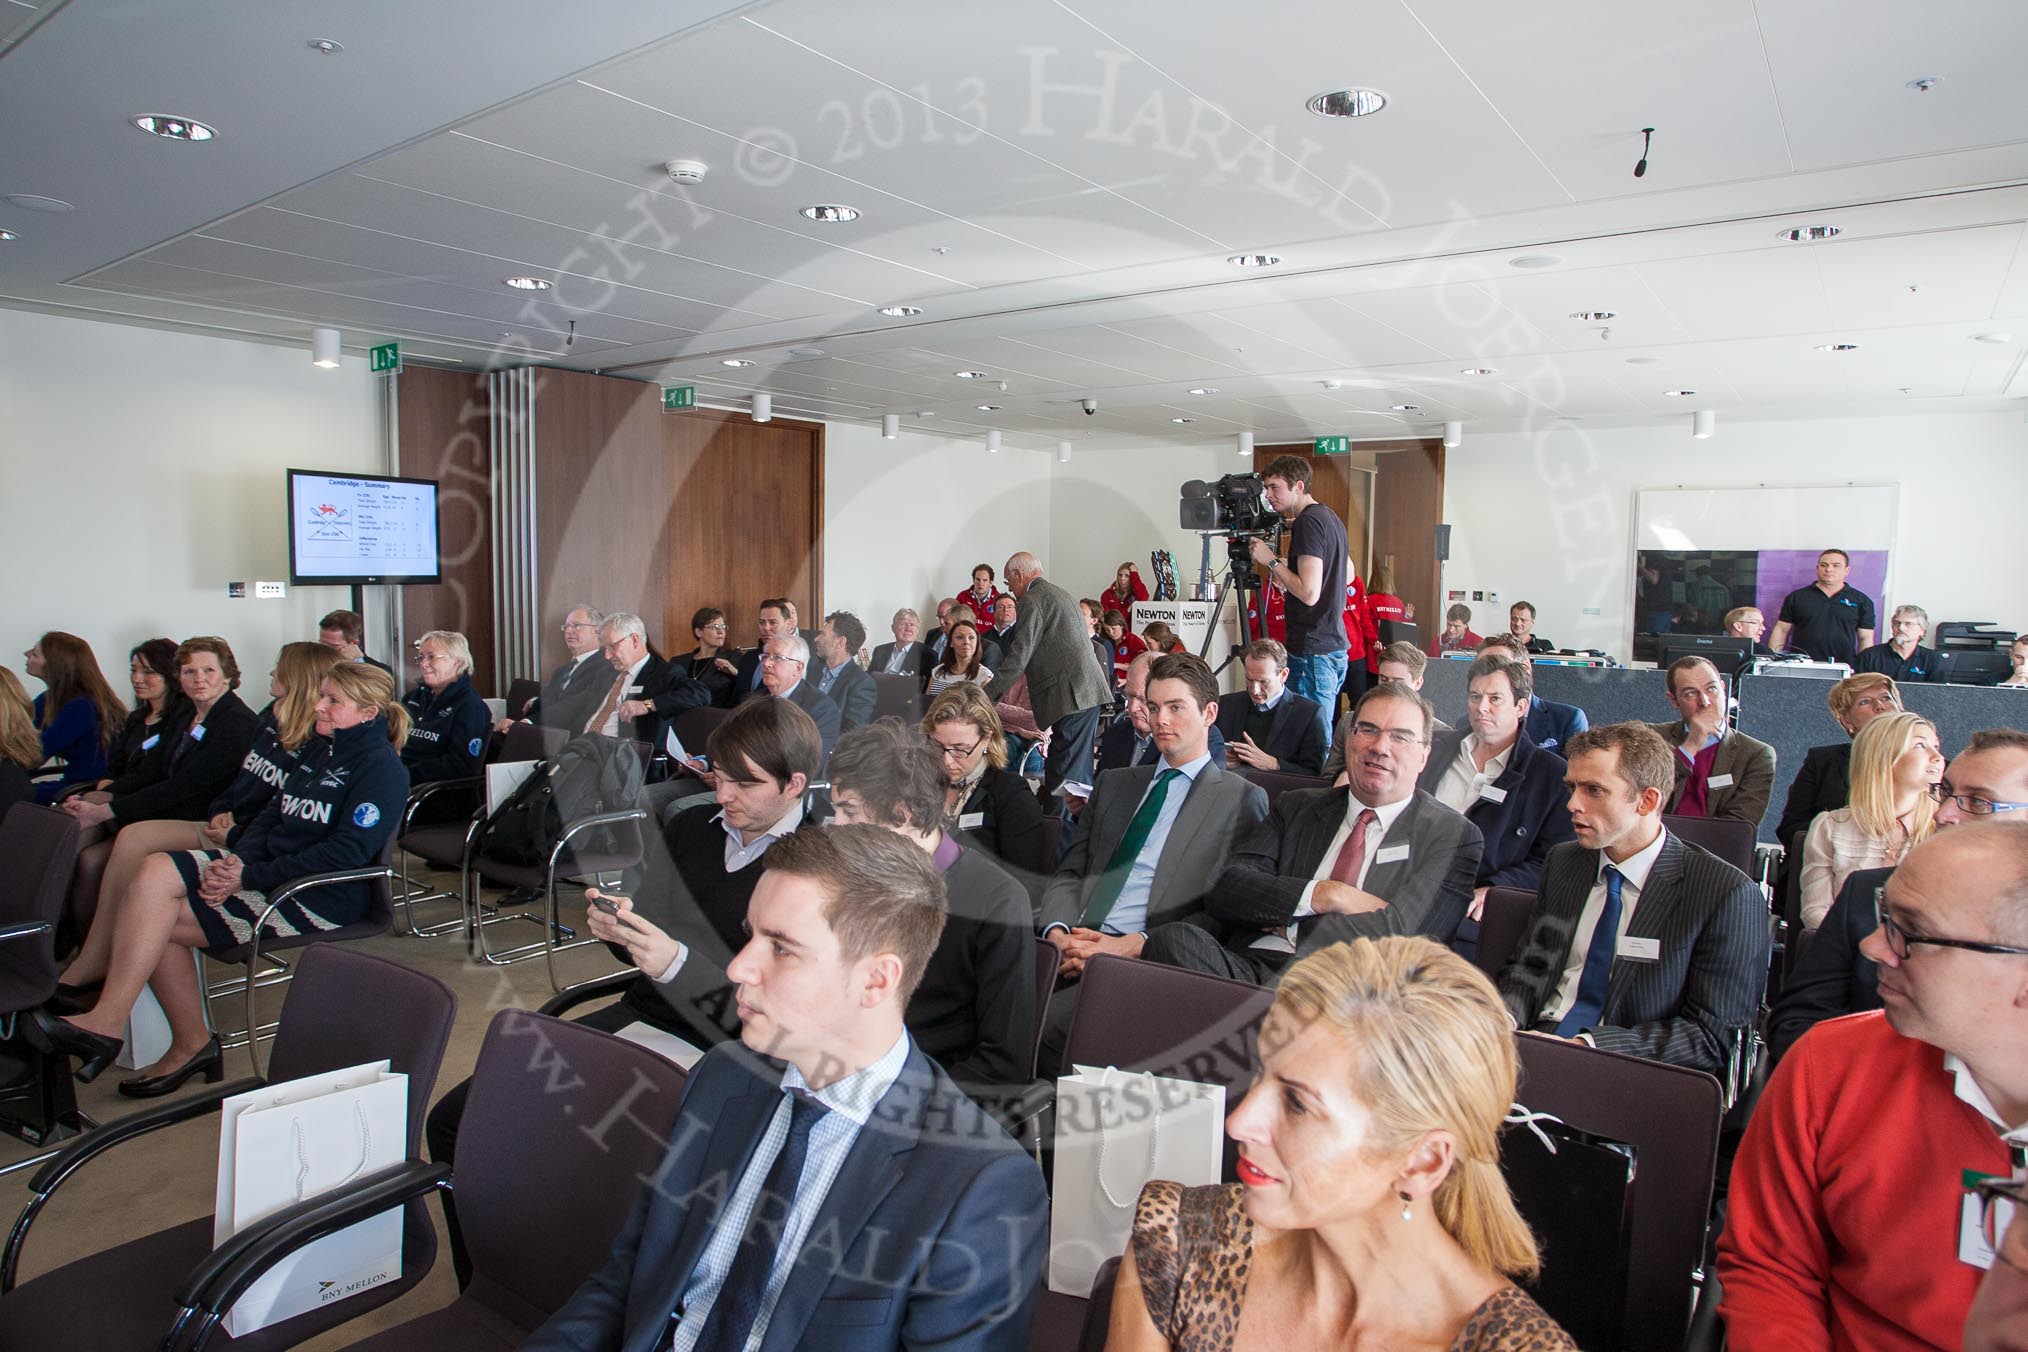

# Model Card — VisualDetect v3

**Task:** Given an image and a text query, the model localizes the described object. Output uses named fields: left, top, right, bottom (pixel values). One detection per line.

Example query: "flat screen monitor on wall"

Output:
left=287, top=469, right=442, bottom=586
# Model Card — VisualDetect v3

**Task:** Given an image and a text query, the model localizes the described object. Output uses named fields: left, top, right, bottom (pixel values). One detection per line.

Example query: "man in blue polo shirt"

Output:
left=1770, top=549, right=1876, bottom=665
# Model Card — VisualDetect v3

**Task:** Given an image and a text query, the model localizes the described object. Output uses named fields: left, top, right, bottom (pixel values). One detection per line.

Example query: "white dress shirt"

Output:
left=1251, top=793, right=1412, bottom=951
left=1543, top=827, right=1669, bottom=1024
left=649, top=802, right=805, bottom=985
left=594, top=654, right=650, bottom=738
left=1432, top=733, right=1513, bottom=815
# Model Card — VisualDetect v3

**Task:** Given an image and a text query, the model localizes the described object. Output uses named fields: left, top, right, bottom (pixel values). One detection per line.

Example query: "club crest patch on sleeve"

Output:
left=469, top=737, right=484, bottom=756
left=353, top=802, right=382, bottom=829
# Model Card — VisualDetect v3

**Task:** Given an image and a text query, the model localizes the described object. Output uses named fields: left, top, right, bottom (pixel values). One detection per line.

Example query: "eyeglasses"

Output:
left=931, top=737, right=985, bottom=761
left=760, top=653, right=803, bottom=666
left=1927, top=783, right=2028, bottom=816
left=1351, top=721, right=1424, bottom=748
left=1974, top=1177, right=2026, bottom=1270
left=1875, top=895, right=2028, bottom=959
left=560, top=621, right=595, bottom=634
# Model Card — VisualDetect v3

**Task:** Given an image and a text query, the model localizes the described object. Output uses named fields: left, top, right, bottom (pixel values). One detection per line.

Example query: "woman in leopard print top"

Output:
left=1105, top=938, right=1575, bottom=1351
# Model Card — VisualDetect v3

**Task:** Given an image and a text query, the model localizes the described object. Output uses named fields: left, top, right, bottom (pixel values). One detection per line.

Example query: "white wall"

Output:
left=1047, top=442, right=1235, bottom=603
left=1439, top=411, right=2028, bottom=658
left=820, top=421, right=1055, bottom=631
left=0, top=308, right=382, bottom=691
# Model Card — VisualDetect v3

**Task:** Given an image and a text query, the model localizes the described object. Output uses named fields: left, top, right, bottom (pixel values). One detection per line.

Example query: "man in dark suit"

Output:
left=1477, top=635, right=1588, bottom=752
left=748, top=634, right=841, bottom=769
left=1038, top=653, right=1268, bottom=1065
left=990, top=593, right=1021, bottom=653
left=1094, top=650, right=1224, bottom=777
left=869, top=607, right=928, bottom=677
left=812, top=611, right=877, bottom=731
left=1421, top=654, right=1575, bottom=953
left=594, top=611, right=709, bottom=745
left=525, top=825, right=1048, bottom=1352
left=496, top=602, right=607, bottom=735
left=1144, top=681, right=1483, bottom=985
left=732, top=597, right=800, bottom=698
left=1495, top=721, right=1770, bottom=1076
left=988, top=551, right=1113, bottom=805
left=1217, top=639, right=1326, bottom=775
left=1649, top=655, right=1777, bottom=826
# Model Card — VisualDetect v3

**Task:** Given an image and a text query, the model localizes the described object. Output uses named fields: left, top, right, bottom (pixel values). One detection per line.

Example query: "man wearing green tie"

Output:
left=1035, top=653, right=1269, bottom=1073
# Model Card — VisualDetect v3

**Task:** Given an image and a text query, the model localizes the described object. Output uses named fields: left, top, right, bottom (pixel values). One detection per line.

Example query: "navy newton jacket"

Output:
left=230, top=719, right=410, bottom=925
left=400, top=674, right=490, bottom=783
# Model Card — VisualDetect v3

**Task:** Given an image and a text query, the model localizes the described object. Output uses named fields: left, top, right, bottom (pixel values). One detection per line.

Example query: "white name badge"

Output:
left=140, top=734, right=161, bottom=751
left=958, top=812, right=986, bottom=830
left=1620, top=936, right=1662, bottom=961
left=1961, top=1190, right=2005, bottom=1270
left=1707, top=773, right=1735, bottom=789
left=189, top=724, right=207, bottom=741
left=628, top=684, right=644, bottom=695
left=1478, top=785, right=1509, bottom=804
left=1375, top=844, right=1411, bottom=865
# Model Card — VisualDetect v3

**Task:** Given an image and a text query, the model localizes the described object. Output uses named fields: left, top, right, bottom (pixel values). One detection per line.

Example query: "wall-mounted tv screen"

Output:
left=287, top=469, right=442, bottom=586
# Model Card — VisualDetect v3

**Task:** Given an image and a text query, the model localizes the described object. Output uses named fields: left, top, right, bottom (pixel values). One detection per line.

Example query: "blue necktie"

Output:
left=694, top=1089, right=829, bottom=1352
left=1557, top=865, right=1625, bottom=1037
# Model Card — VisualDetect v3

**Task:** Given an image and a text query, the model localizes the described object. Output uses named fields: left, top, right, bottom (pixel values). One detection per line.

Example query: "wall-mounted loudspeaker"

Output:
left=1435, top=524, right=1452, bottom=561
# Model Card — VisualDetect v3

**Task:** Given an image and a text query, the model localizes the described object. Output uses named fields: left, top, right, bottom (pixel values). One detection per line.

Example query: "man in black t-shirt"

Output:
left=1770, top=548, right=1876, bottom=664
left=1249, top=454, right=1348, bottom=746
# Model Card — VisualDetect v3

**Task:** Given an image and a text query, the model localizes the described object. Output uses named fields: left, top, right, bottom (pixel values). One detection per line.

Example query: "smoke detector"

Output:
left=665, top=159, right=708, bottom=185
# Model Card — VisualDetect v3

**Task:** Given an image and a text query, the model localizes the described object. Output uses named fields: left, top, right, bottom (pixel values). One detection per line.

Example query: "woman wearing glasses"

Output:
left=920, top=684, right=1045, bottom=899
left=1798, top=711, right=1942, bottom=930
left=674, top=607, right=739, bottom=708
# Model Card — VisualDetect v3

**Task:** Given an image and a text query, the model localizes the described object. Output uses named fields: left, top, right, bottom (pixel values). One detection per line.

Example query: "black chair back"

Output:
left=670, top=705, right=733, bottom=759
left=498, top=720, right=566, bottom=763
left=870, top=672, right=921, bottom=723
left=1231, top=767, right=1331, bottom=807
left=503, top=678, right=542, bottom=720
left=1662, top=813, right=1756, bottom=878
left=1077, top=1256, right=1121, bottom=1352
left=1473, top=885, right=1536, bottom=980
left=1029, top=938, right=1061, bottom=1080
left=0, top=805, right=80, bottom=1014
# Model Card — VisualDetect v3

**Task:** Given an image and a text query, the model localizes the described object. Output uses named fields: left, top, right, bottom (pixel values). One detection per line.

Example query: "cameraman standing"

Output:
left=1249, top=454, right=1348, bottom=746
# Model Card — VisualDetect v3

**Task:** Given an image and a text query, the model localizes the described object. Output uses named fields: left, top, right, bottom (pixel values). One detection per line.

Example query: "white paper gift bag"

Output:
left=1047, top=1064, right=1224, bottom=1295
left=213, top=1059, right=408, bottom=1336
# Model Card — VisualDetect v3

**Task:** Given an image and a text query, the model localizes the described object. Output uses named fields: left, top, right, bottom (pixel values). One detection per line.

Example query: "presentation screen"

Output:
left=287, top=469, right=442, bottom=586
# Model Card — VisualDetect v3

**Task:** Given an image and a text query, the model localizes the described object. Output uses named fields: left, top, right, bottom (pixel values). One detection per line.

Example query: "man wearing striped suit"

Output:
left=1495, top=721, right=1770, bottom=1077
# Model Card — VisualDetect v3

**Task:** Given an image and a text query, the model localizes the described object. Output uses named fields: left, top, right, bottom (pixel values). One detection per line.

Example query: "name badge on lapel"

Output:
left=1707, top=773, right=1734, bottom=790
left=1376, top=844, right=1411, bottom=865
left=628, top=685, right=644, bottom=695
left=1620, top=936, right=1661, bottom=962
left=140, top=734, right=161, bottom=751
left=957, top=812, right=985, bottom=829
left=189, top=724, right=207, bottom=742
left=1478, top=785, right=1508, bottom=804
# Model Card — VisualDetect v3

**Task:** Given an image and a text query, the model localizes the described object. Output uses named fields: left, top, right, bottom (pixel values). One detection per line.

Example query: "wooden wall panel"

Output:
left=1369, top=439, right=1446, bottom=644
left=395, top=366, right=494, bottom=692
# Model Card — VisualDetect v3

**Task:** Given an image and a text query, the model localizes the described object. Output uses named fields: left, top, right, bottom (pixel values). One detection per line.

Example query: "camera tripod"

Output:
left=1196, top=533, right=1271, bottom=679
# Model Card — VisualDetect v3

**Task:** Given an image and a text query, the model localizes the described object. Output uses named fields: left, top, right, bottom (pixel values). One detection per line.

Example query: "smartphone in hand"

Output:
left=589, top=891, right=629, bottom=918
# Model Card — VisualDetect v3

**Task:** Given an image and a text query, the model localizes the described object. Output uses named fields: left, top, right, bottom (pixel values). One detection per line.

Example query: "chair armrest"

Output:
left=400, top=777, right=483, bottom=831
left=175, top=1160, right=451, bottom=1349
left=3, top=1077, right=265, bottom=1292
left=548, top=808, right=648, bottom=868
left=0, top=921, right=51, bottom=944
left=537, top=967, right=638, bottom=1018
left=264, top=864, right=396, bottom=912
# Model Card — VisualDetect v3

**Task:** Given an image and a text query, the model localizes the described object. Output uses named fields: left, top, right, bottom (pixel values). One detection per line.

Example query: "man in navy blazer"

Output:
left=1094, top=650, right=1224, bottom=776
left=1478, top=635, right=1588, bottom=753
left=1216, top=639, right=1326, bottom=775
left=745, top=634, right=842, bottom=770
left=525, top=825, right=1047, bottom=1352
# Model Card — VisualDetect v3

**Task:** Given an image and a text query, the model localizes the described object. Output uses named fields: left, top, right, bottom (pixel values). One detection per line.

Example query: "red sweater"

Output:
left=1718, top=1011, right=2018, bottom=1352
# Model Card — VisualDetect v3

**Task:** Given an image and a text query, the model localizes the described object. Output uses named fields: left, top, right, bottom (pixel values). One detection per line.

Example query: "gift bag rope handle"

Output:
left=289, top=1102, right=374, bottom=1204
left=1094, top=1069, right=1165, bottom=1210
left=1504, top=1104, right=1563, bottom=1155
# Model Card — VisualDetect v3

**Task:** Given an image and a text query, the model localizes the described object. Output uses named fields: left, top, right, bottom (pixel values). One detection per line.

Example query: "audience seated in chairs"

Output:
left=1215, top=639, right=1326, bottom=775
left=1113, top=938, right=1576, bottom=1350
left=729, top=597, right=799, bottom=698
left=812, top=609, right=876, bottom=730
left=1103, top=560, right=1149, bottom=615
left=1142, top=680, right=1478, bottom=987
left=1478, top=634, right=1588, bottom=754
left=950, top=561, right=1006, bottom=629
left=1647, top=654, right=1777, bottom=826
left=670, top=605, right=740, bottom=709
left=925, top=618, right=994, bottom=699
left=747, top=631, right=841, bottom=771
left=1324, top=640, right=1440, bottom=781
left=400, top=629, right=491, bottom=824
left=316, top=605, right=394, bottom=674
left=919, top=682, right=1046, bottom=894
left=593, top=610, right=710, bottom=747
left=1494, top=722, right=1771, bottom=1076
left=0, top=667, right=45, bottom=816
left=1854, top=602, right=1941, bottom=683
left=95, top=637, right=184, bottom=788
left=1435, top=602, right=1482, bottom=654
left=1101, top=607, right=1149, bottom=684
left=1719, top=822, right=2028, bottom=1351
left=991, top=593, right=1022, bottom=652
left=1797, top=710, right=1941, bottom=930
left=22, top=630, right=127, bottom=804
left=520, top=824, right=1048, bottom=1352
left=497, top=602, right=609, bottom=734
left=58, top=635, right=260, bottom=842
left=869, top=606, right=929, bottom=676
left=34, top=662, right=411, bottom=1097
left=1098, top=650, right=1226, bottom=779
left=1777, top=671, right=1904, bottom=845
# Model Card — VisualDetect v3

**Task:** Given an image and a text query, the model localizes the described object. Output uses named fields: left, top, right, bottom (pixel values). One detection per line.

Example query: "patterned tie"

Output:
left=1079, top=768, right=1181, bottom=930
left=583, top=672, right=627, bottom=737
left=1557, top=865, right=1625, bottom=1037
left=693, top=1089, right=830, bottom=1352
left=1327, top=808, right=1380, bottom=886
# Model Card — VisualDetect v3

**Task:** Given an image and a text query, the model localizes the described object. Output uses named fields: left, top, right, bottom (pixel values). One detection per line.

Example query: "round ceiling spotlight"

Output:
left=1778, top=225, right=1841, bottom=242
left=878, top=305, right=922, bottom=318
left=1460, top=367, right=1498, bottom=376
left=1508, top=254, right=1562, bottom=269
left=1972, top=332, right=2013, bottom=345
left=800, top=204, right=860, bottom=223
left=1625, top=356, right=1661, bottom=365
left=953, top=370, right=988, bottom=379
left=1664, top=389, right=1697, bottom=397
left=721, top=358, right=756, bottom=368
left=788, top=346, right=827, bottom=358
left=1228, top=253, right=1282, bottom=269
left=1187, top=387, right=1218, bottom=396
left=1171, top=417, right=1195, bottom=424
left=1570, top=310, right=1616, bottom=321
left=308, top=38, right=344, bottom=55
left=3, top=194, right=73, bottom=213
left=503, top=276, right=552, bottom=291
left=1306, top=88, right=1388, bottom=118
left=0, top=229, right=15, bottom=242
left=1390, top=404, right=1420, bottom=412
left=132, top=114, right=216, bottom=142
left=1815, top=343, right=1861, bottom=352
left=975, top=404, right=1001, bottom=412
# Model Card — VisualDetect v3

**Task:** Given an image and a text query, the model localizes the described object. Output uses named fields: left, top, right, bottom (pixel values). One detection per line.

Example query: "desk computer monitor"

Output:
left=1931, top=648, right=2011, bottom=687
left=1653, top=633, right=1754, bottom=682
left=1376, top=619, right=1420, bottom=650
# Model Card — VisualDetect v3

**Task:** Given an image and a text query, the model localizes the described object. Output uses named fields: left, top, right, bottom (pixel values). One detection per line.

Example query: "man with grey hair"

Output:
left=1855, top=603, right=1939, bottom=683
left=988, top=550, right=1113, bottom=807
left=748, top=631, right=841, bottom=768
left=1720, top=820, right=2028, bottom=1350
left=498, top=601, right=608, bottom=734
left=588, top=612, right=706, bottom=745
left=869, top=607, right=927, bottom=676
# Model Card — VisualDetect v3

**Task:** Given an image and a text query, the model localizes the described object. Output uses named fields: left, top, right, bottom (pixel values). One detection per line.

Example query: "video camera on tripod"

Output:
left=1179, top=473, right=1282, bottom=572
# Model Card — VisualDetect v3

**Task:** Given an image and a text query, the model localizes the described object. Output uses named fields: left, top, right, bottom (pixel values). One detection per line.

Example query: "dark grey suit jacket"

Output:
left=1214, top=689, right=1326, bottom=774
left=819, top=659, right=877, bottom=730
left=869, top=640, right=926, bottom=676
left=1495, top=832, right=1771, bottom=1075
left=986, top=577, right=1111, bottom=728
left=1207, top=788, right=1483, bottom=960
left=1040, top=760, right=1267, bottom=933
left=1647, top=721, right=1777, bottom=828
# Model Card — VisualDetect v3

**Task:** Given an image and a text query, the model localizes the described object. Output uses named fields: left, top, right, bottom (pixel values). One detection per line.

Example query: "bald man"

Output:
left=988, top=551, right=1114, bottom=806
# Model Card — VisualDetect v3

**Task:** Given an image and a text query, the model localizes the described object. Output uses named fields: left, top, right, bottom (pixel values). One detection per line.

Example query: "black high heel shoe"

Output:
left=51, top=981, right=101, bottom=1016
left=117, top=1035, right=225, bottom=1099
left=24, top=1008, right=125, bottom=1084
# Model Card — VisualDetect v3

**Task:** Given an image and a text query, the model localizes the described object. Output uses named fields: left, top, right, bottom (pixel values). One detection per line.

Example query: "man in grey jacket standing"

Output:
left=989, top=550, right=1114, bottom=807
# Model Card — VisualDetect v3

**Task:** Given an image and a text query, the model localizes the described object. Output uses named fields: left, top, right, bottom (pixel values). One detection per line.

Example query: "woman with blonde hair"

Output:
left=920, top=682, right=1045, bottom=886
left=0, top=667, right=45, bottom=815
left=1798, top=710, right=1942, bottom=930
left=1776, top=671, right=1903, bottom=843
left=1113, top=936, right=1572, bottom=1350
left=57, top=641, right=341, bottom=1000
left=33, top=663, right=412, bottom=1095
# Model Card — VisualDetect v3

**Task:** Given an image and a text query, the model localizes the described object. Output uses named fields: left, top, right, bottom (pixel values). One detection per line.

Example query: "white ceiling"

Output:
left=5, top=0, right=2028, bottom=450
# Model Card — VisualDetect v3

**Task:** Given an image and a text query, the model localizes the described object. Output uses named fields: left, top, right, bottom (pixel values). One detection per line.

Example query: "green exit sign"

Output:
left=368, top=341, right=401, bottom=374
left=1313, top=435, right=1350, bottom=455
left=662, top=385, right=696, bottom=411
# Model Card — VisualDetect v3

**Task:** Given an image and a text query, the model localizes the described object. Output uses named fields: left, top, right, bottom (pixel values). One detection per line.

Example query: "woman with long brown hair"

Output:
left=96, top=638, right=187, bottom=787
left=23, top=631, right=127, bottom=803
left=926, top=619, right=994, bottom=697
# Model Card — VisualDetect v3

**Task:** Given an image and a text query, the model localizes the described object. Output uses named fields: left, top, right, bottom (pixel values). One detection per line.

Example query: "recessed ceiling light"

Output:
left=721, top=358, right=756, bottom=368
left=308, top=38, right=344, bottom=55
left=1625, top=356, right=1661, bottom=365
left=503, top=276, right=551, bottom=291
left=975, top=404, right=1001, bottom=412
left=1570, top=310, right=1616, bottom=321
left=1390, top=404, right=1420, bottom=412
left=1228, top=253, right=1281, bottom=269
left=1306, top=88, right=1388, bottom=118
left=3, top=194, right=73, bottom=213
left=878, top=305, right=921, bottom=318
left=0, top=229, right=15, bottom=242
left=1664, top=389, right=1697, bottom=397
left=1905, top=76, right=1941, bottom=93
left=1187, top=387, right=1218, bottom=396
left=1171, top=417, right=1195, bottom=424
left=1460, top=367, right=1498, bottom=376
left=953, top=370, right=988, bottom=379
left=131, top=114, right=215, bottom=142
left=1508, top=254, right=1561, bottom=269
left=788, top=346, right=827, bottom=357
left=1972, top=332, right=2013, bottom=345
left=1778, top=225, right=1841, bottom=242
left=800, top=204, right=860, bottom=223
left=1815, top=343, right=1860, bottom=352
